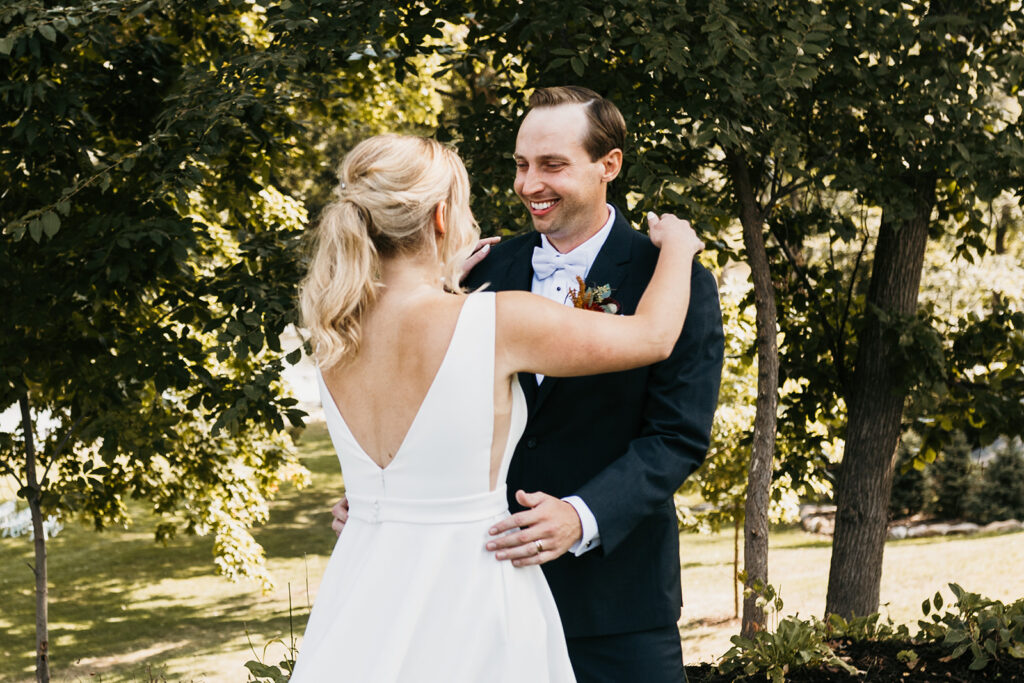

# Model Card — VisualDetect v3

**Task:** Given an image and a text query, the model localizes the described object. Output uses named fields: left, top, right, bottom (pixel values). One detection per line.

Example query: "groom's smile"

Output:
left=529, top=198, right=560, bottom=215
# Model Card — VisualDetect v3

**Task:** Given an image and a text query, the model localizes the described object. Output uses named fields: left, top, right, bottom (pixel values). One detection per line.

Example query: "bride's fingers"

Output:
left=460, top=236, right=502, bottom=279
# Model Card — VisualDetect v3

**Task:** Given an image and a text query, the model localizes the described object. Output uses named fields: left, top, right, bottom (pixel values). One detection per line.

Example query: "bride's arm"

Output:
left=496, top=214, right=703, bottom=379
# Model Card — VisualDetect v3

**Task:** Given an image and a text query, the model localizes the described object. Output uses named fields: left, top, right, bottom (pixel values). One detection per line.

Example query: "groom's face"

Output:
left=513, top=104, right=618, bottom=251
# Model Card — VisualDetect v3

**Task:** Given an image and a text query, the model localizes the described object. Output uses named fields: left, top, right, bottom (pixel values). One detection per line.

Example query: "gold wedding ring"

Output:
left=535, top=540, right=544, bottom=553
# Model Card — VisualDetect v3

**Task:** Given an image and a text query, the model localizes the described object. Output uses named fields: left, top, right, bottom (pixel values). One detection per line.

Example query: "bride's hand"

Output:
left=460, top=236, right=502, bottom=282
left=647, top=212, right=704, bottom=255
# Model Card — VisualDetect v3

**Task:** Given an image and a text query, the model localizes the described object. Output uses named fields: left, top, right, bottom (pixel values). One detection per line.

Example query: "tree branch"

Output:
left=767, top=223, right=844, bottom=377
left=0, top=459, right=25, bottom=488
left=38, top=415, right=85, bottom=489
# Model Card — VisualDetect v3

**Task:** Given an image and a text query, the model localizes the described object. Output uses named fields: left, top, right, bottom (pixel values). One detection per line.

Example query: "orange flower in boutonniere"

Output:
left=567, top=275, right=620, bottom=314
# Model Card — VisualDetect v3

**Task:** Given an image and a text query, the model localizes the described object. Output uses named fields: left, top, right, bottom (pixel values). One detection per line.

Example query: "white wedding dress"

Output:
left=291, top=292, right=576, bottom=682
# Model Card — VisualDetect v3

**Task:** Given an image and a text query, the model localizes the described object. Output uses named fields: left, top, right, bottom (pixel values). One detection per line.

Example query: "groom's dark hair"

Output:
left=527, top=86, right=626, bottom=162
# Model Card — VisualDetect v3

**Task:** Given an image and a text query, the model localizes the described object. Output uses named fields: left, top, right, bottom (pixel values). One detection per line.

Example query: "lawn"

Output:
left=2, top=423, right=1022, bottom=682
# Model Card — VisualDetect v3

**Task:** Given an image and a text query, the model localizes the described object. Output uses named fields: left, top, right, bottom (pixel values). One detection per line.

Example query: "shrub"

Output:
left=924, top=432, right=976, bottom=520
left=918, top=583, right=1024, bottom=671
left=965, top=440, right=1024, bottom=524
left=718, top=580, right=862, bottom=682
left=890, top=441, right=928, bottom=519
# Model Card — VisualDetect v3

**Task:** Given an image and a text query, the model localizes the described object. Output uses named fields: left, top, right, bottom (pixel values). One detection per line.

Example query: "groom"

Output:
left=335, top=87, right=723, bottom=681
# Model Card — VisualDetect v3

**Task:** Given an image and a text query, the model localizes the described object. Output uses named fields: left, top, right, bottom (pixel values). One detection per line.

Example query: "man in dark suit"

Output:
left=334, top=86, right=723, bottom=681
left=469, top=86, right=722, bottom=682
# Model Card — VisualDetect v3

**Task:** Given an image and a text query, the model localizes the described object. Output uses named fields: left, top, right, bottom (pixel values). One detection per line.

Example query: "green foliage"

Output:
left=891, top=433, right=1024, bottom=523
left=825, top=612, right=910, bottom=643
left=968, top=439, right=1024, bottom=524
left=919, top=583, right=1024, bottom=671
left=680, top=278, right=832, bottom=532
left=0, top=0, right=317, bottom=591
left=889, top=440, right=928, bottom=519
left=718, top=583, right=1024, bottom=680
left=0, top=0, right=444, bottom=590
left=719, top=579, right=862, bottom=682
left=244, top=631, right=297, bottom=683
left=925, top=433, right=975, bottom=521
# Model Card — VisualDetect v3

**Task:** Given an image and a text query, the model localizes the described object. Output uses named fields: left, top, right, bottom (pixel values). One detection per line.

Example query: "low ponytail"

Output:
left=299, top=195, right=380, bottom=369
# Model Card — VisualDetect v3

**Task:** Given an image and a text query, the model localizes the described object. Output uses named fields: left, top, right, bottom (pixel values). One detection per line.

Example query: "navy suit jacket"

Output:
left=464, top=207, right=724, bottom=638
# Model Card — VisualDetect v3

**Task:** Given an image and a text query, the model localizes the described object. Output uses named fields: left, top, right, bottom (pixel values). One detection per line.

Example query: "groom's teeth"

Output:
left=531, top=200, right=557, bottom=210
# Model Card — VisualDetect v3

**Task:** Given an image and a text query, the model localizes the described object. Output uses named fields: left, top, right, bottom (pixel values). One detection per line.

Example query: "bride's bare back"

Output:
left=320, top=289, right=515, bottom=490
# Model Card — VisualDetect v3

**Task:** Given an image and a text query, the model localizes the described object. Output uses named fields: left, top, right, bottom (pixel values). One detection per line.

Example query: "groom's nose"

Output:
left=518, top=167, right=544, bottom=196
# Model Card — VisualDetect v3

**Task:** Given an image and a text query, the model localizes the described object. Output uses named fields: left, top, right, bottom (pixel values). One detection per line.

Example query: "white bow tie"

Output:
left=531, top=247, right=589, bottom=280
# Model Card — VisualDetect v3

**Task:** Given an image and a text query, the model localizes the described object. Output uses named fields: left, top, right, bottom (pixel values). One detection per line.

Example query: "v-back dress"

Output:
left=290, top=292, right=576, bottom=682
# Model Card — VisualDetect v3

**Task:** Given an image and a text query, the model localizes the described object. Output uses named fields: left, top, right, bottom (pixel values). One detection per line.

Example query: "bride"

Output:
left=291, top=134, right=703, bottom=682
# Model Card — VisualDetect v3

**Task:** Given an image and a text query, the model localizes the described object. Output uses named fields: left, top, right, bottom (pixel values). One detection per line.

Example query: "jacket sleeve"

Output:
left=572, top=264, right=724, bottom=554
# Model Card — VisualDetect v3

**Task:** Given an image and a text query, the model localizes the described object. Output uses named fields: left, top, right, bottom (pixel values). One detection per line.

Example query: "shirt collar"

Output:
left=537, top=204, right=616, bottom=277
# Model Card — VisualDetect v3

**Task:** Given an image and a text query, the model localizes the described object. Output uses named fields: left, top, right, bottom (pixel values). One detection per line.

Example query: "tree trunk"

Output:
left=995, top=204, right=1010, bottom=255
left=727, top=151, right=780, bottom=638
left=733, top=514, right=741, bottom=619
left=825, top=182, right=935, bottom=619
left=20, top=395, right=50, bottom=683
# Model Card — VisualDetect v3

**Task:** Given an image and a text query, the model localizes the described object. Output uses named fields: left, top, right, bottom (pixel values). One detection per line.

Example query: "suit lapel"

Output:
left=530, top=210, right=635, bottom=416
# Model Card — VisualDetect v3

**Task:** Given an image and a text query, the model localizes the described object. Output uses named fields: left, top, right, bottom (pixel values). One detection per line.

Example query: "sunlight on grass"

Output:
left=3, top=421, right=1022, bottom=680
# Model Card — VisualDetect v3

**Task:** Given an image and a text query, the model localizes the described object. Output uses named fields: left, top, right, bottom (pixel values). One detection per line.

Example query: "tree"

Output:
left=679, top=279, right=831, bottom=619
left=795, top=1, right=1024, bottom=618
left=0, top=3, right=322, bottom=678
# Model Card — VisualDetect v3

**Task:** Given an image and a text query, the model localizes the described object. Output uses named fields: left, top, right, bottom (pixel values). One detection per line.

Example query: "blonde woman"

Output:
left=292, top=134, right=702, bottom=682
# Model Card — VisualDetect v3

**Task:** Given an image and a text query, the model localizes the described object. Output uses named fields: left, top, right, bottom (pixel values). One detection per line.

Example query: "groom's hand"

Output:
left=330, top=497, right=349, bottom=537
left=485, top=490, right=582, bottom=567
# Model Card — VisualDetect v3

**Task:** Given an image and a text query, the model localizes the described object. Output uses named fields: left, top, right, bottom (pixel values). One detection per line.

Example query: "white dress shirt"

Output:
left=530, top=205, right=616, bottom=556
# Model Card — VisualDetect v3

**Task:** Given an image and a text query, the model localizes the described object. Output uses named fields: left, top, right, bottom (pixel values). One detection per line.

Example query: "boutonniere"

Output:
left=567, top=276, right=620, bottom=314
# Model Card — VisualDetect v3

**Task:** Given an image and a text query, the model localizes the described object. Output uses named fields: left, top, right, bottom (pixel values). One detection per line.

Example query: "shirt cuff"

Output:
left=563, top=495, right=601, bottom=556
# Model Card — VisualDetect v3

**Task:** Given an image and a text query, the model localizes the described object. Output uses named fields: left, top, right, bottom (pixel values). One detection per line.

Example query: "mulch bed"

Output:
left=684, top=639, right=1024, bottom=681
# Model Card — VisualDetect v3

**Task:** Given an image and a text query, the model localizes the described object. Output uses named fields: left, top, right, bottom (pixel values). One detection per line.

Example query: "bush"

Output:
left=890, top=441, right=928, bottom=519
left=925, top=432, right=976, bottom=520
left=706, top=584, right=1024, bottom=681
left=918, top=583, right=1024, bottom=671
left=965, top=439, right=1024, bottom=524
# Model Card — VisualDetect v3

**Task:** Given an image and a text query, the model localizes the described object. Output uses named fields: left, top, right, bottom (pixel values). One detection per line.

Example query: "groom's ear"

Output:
left=600, top=149, right=623, bottom=184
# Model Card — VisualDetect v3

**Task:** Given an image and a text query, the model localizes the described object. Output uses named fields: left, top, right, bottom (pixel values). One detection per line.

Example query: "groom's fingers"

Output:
left=330, top=497, right=349, bottom=537
left=485, top=491, right=580, bottom=565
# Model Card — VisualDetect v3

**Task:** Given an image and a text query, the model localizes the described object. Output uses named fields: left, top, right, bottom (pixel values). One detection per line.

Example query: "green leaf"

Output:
left=41, top=211, right=61, bottom=238
left=29, top=218, right=43, bottom=242
left=38, top=24, right=57, bottom=42
left=285, top=348, right=302, bottom=365
left=943, top=628, right=967, bottom=644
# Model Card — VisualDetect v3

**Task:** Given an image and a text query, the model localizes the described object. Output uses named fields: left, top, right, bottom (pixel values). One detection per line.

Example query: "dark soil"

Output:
left=684, top=639, right=1024, bottom=681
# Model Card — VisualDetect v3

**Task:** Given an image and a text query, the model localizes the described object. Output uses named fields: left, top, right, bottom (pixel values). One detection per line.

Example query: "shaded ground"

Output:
left=685, top=639, right=1024, bottom=681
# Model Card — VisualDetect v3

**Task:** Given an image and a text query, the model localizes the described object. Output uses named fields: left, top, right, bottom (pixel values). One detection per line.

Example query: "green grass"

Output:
left=2, top=423, right=1022, bottom=681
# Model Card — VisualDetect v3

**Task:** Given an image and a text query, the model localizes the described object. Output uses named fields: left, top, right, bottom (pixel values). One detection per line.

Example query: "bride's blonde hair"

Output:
left=299, top=134, right=479, bottom=369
